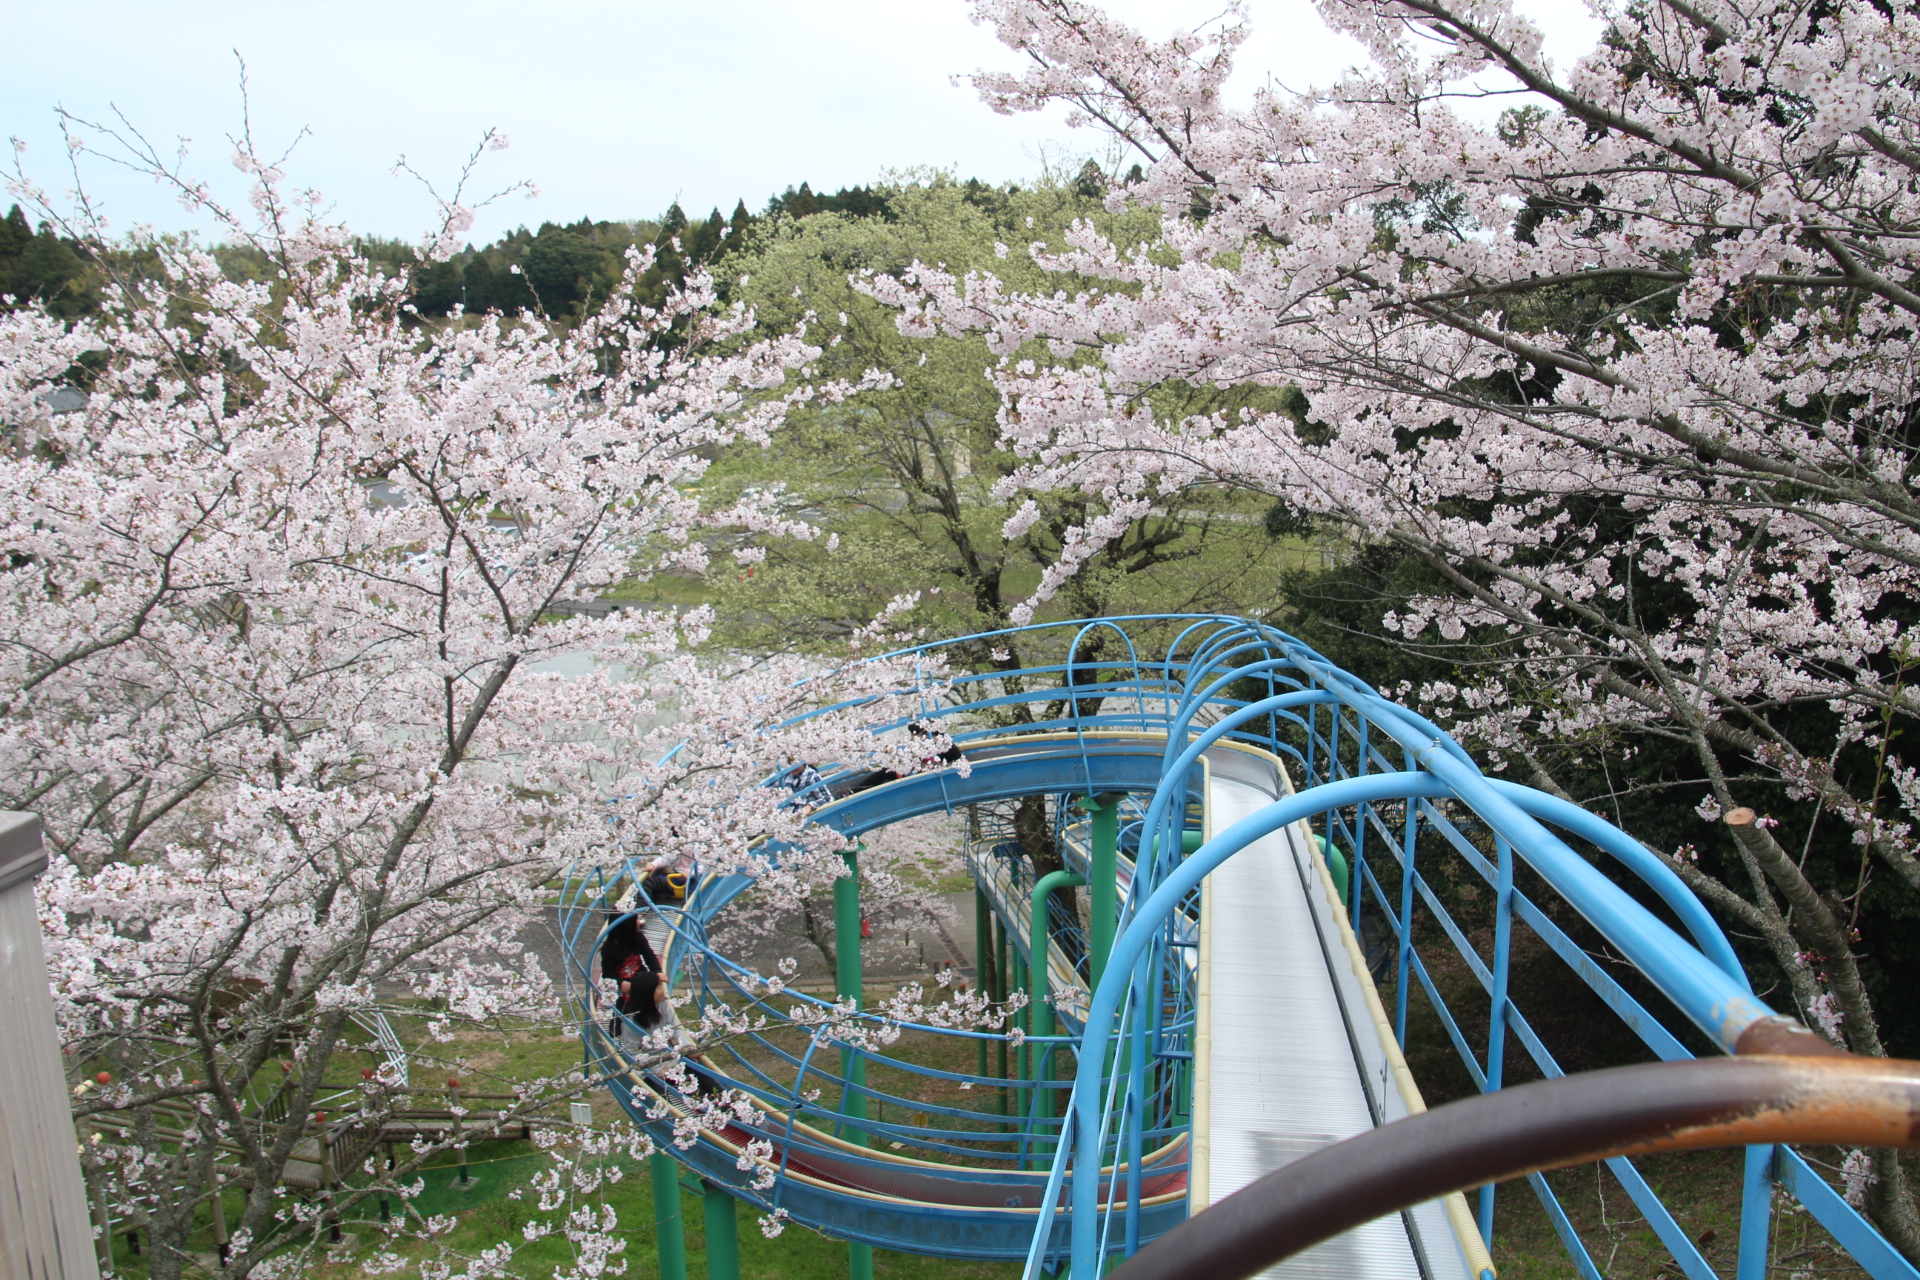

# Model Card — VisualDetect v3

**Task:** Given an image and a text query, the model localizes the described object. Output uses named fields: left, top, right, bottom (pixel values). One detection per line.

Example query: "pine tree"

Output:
left=461, top=253, right=495, bottom=313
left=689, top=208, right=727, bottom=263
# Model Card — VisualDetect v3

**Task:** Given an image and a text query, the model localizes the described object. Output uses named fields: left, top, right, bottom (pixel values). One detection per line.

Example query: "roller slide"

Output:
left=562, top=616, right=1879, bottom=1280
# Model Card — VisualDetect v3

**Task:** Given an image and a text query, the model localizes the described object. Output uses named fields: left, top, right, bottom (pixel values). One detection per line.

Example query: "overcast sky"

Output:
left=3, top=0, right=1604, bottom=244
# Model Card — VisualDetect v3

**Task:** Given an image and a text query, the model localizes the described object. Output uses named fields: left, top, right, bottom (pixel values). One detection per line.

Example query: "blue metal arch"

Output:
left=556, top=615, right=1909, bottom=1280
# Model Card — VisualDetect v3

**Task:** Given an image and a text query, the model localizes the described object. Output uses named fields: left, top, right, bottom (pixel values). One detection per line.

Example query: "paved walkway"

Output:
left=443, top=890, right=980, bottom=1005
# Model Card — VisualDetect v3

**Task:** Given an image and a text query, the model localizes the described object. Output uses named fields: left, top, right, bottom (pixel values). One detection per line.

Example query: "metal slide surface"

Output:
left=584, top=737, right=1472, bottom=1270
left=1197, top=759, right=1472, bottom=1280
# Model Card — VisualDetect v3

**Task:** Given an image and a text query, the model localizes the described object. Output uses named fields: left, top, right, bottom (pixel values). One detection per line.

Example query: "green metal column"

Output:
left=1089, top=794, right=1120, bottom=987
left=993, top=914, right=1010, bottom=1123
left=834, top=847, right=866, bottom=1125
left=975, top=887, right=991, bottom=1080
left=1012, top=949, right=1029, bottom=1080
left=649, top=1152, right=687, bottom=1280
left=701, top=1181, right=740, bottom=1280
left=1029, top=870, right=1086, bottom=1155
left=833, top=848, right=872, bottom=1280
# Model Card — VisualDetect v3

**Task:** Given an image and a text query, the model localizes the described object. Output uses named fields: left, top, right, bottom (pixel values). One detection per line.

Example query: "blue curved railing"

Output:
left=558, top=615, right=1914, bottom=1280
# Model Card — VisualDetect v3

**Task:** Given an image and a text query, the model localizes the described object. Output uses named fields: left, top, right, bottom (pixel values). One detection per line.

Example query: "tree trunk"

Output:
left=802, top=898, right=837, bottom=972
left=1726, top=808, right=1920, bottom=1259
left=1014, top=795, right=1077, bottom=923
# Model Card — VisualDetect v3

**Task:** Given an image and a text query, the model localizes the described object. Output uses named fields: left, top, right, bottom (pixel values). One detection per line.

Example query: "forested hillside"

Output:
left=0, top=204, right=96, bottom=318
left=2, top=180, right=902, bottom=322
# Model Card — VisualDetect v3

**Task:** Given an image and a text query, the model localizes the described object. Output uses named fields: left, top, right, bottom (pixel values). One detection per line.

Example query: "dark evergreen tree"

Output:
left=688, top=208, right=727, bottom=263
left=767, top=182, right=823, bottom=219
left=1073, top=160, right=1105, bottom=200
left=407, top=256, right=463, bottom=316
left=461, top=253, right=497, bottom=313
left=656, top=202, right=688, bottom=242
left=765, top=183, right=893, bottom=221
left=0, top=206, right=31, bottom=294
left=0, top=206, right=94, bottom=318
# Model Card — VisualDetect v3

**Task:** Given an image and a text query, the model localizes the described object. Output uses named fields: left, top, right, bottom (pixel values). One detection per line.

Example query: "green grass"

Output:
left=603, top=571, right=717, bottom=608
left=297, top=1009, right=1026, bottom=1278
left=100, top=1010, right=1023, bottom=1280
left=304, top=1150, right=1020, bottom=1280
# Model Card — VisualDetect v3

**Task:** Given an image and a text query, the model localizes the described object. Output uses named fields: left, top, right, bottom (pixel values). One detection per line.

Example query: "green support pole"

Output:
left=1314, top=834, right=1351, bottom=905
left=833, top=849, right=872, bottom=1280
left=649, top=1152, right=687, bottom=1280
left=701, top=1181, right=740, bottom=1280
left=1087, top=794, right=1128, bottom=1116
left=993, top=915, right=1010, bottom=1124
left=834, top=847, right=866, bottom=1128
left=1089, top=794, right=1120, bottom=988
left=975, top=887, right=991, bottom=1081
left=1013, top=948, right=1029, bottom=1081
left=1030, top=870, right=1086, bottom=1158
left=1163, top=829, right=1204, bottom=857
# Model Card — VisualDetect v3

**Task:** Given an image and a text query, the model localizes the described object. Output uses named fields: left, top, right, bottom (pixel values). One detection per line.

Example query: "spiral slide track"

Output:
left=571, top=731, right=1196, bottom=1260
left=562, top=616, right=1919, bottom=1280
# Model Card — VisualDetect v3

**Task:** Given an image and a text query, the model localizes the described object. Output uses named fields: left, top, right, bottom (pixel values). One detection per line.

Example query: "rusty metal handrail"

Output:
left=1110, top=1050, right=1920, bottom=1280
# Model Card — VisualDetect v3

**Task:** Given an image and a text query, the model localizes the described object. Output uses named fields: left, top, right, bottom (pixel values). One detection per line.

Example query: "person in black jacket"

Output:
left=620, top=970, right=668, bottom=1035
left=637, top=861, right=691, bottom=961
left=599, top=904, right=660, bottom=1042
left=910, top=719, right=965, bottom=768
left=836, top=721, right=965, bottom=797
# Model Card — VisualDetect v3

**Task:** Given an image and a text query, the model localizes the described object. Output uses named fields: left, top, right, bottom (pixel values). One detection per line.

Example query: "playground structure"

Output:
left=561, top=615, right=1920, bottom=1280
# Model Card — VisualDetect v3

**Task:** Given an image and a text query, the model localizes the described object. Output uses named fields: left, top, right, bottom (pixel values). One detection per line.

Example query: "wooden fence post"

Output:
left=320, top=1129, right=341, bottom=1245
left=0, top=811, right=100, bottom=1280
left=87, top=1165, right=112, bottom=1276
left=208, top=1167, right=230, bottom=1263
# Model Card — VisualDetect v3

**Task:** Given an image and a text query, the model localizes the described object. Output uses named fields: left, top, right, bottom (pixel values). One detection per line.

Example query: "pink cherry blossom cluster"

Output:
left=864, top=0, right=1920, bottom=1076
left=856, top=26, right=1920, bottom=1245
left=0, top=124, right=960, bottom=1275
left=880, top=0, right=1920, bottom=800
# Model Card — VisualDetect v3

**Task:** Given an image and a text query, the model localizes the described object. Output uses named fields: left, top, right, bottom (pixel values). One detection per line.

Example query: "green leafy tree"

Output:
left=707, top=173, right=1295, bottom=922
left=407, top=255, right=462, bottom=315
left=708, top=173, right=1291, bottom=681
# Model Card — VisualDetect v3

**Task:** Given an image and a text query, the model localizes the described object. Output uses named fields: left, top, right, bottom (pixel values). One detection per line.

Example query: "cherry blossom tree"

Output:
left=0, top=118, right=962, bottom=1277
left=869, top=0, right=1920, bottom=1252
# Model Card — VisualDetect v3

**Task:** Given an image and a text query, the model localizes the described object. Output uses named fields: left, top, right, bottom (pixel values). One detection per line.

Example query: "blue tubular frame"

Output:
left=557, top=615, right=1914, bottom=1279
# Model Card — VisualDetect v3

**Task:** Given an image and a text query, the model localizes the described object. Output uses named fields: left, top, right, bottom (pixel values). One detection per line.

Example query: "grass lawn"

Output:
left=294, top=1147, right=1022, bottom=1280
left=98, top=1011, right=1025, bottom=1280
left=299, top=1009, right=1024, bottom=1280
